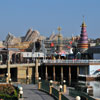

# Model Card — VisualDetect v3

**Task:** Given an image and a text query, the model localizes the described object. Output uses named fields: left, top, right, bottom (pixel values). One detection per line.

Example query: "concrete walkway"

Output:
left=20, top=84, right=55, bottom=100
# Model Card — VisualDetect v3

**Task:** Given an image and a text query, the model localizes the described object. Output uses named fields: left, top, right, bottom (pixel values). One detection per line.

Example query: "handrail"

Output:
left=43, top=59, right=100, bottom=64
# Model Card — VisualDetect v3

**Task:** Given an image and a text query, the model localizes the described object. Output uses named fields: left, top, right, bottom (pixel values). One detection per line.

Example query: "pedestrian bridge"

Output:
left=0, top=59, right=100, bottom=68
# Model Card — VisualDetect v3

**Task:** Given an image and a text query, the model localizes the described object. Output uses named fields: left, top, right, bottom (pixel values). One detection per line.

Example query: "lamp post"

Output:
left=19, top=90, right=23, bottom=98
left=38, top=77, right=41, bottom=82
left=19, top=87, right=23, bottom=98
left=50, top=80, right=53, bottom=86
left=49, top=80, right=53, bottom=94
left=38, top=77, right=41, bottom=89
left=6, top=73, right=8, bottom=83
left=76, top=96, right=81, bottom=100
left=63, top=80, right=66, bottom=84
left=9, top=78, right=12, bottom=84
left=26, top=75, right=29, bottom=84
left=59, top=85, right=62, bottom=100
left=59, top=85, right=62, bottom=92
left=63, top=80, right=67, bottom=93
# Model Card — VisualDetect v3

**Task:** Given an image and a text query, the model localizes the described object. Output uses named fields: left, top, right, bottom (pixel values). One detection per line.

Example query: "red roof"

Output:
left=50, top=42, right=54, bottom=47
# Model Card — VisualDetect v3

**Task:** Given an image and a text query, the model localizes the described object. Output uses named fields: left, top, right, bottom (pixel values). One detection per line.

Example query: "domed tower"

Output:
left=77, top=21, right=89, bottom=53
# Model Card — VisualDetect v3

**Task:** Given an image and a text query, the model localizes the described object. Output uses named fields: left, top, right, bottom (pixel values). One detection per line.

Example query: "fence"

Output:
left=61, top=94, right=69, bottom=100
left=41, top=80, right=50, bottom=93
left=52, top=87, right=59, bottom=99
left=40, top=80, right=72, bottom=100
left=40, top=80, right=98, bottom=100
left=69, top=88, right=95, bottom=100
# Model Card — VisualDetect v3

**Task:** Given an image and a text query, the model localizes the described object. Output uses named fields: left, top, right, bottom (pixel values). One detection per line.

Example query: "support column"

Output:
left=7, top=51, right=10, bottom=83
left=77, top=66, right=79, bottom=77
left=45, top=66, right=48, bottom=80
left=53, top=66, right=56, bottom=81
left=26, top=66, right=29, bottom=84
left=7, top=61, right=10, bottom=83
left=26, top=60, right=30, bottom=84
left=61, top=66, right=63, bottom=82
left=35, top=59, right=39, bottom=83
left=69, top=66, right=71, bottom=86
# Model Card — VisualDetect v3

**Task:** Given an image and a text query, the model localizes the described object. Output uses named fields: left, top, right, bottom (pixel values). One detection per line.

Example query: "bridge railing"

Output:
left=40, top=80, right=70, bottom=100
left=69, top=88, right=96, bottom=100
left=43, top=59, right=100, bottom=64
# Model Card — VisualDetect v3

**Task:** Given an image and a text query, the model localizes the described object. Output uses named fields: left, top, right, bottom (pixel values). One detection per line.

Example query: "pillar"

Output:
left=35, top=59, right=39, bottom=83
left=69, top=66, right=71, bottom=86
left=49, top=86, right=53, bottom=94
left=45, top=66, right=48, bottom=80
left=7, top=51, right=10, bottom=83
left=53, top=66, right=56, bottom=81
left=77, top=66, right=79, bottom=78
left=59, top=92, right=62, bottom=100
left=26, top=66, right=29, bottom=84
left=38, top=82, right=41, bottom=90
left=61, top=66, right=63, bottom=82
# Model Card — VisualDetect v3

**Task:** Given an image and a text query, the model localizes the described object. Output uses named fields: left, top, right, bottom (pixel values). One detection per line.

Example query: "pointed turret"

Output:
left=77, top=21, right=89, bottom=53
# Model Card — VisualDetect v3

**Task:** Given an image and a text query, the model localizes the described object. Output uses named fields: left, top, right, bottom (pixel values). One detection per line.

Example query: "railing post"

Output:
left=19, top=87, right=23, bottom=99
left=38, top=77, right=41, bottom=90
left=49, top=80, right=53, bottom=94
left=59, top=85, right=62, bottom=100
left=63, top=80, right=67, bottom=93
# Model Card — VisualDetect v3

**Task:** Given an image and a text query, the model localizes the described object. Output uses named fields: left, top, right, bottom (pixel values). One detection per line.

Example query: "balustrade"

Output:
left=43, top=59, right=100, bottom=64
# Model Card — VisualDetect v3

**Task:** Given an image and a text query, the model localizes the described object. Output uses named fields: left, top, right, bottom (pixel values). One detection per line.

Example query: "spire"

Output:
left=81, top=16, right=87, bottom=27
left=57, top=26, right=62, bottom=44
left=79, top=20, right=88, bottom=44
left=77, top=19, right=89, bottom=53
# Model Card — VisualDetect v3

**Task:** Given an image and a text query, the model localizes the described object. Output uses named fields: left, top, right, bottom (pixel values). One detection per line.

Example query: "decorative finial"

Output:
left=81, top=16, right=87, bottom=27
left=57, top=26, right=62, bottom=33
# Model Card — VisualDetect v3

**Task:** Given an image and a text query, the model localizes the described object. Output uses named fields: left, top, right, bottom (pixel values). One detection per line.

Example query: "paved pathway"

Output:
left=20, top=84, right=55, bottom=100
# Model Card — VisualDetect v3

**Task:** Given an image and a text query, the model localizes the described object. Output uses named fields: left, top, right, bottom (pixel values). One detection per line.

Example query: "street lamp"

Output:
left=9, top=78, right=12, bottom=84
left=19, top=90, right=23, bottom=98
left=50, top=80, right=53, bottom=86
left=38, top=77, right=41, bottom=82
left=19, top=87, right=23, bottom=91
left=76, top=96, right=81, bottom=100
left=27, top=75, right=29, bottom=79
left=63, top=80, right=66, bottom=85
left=6, top=73, right=8, bottom=77
left=59, top=85, right=62, bottom=92
left=6, top=73, right=8, bottom=83
left=26, top=75, right=29, bottom=84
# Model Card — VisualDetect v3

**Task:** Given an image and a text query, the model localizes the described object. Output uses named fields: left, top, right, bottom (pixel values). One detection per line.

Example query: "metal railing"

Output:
left=41, top=80, right=50, bottom=93
left=43, top=59, right=100, bottom=64
left=69, top=88, right=95, bottom=100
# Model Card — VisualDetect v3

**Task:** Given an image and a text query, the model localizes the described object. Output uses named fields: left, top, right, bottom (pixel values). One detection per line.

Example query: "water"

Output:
left=89, top=81, right=100, bottom=98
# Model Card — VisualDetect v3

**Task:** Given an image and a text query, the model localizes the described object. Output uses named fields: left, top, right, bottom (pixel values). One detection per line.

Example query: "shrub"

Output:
left=0, top=84, right=18, bottom=100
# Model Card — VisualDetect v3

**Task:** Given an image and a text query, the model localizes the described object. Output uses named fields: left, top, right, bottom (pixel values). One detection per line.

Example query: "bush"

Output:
left=0, top=84, right=18, bottom=100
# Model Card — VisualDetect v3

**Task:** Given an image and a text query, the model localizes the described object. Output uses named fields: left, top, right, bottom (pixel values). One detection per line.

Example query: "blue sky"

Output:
left=0, top=0, right=100, bottom=40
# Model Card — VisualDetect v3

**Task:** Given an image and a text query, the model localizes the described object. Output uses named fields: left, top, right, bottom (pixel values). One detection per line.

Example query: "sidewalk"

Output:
left=20, top=84, right=55, bottom=100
